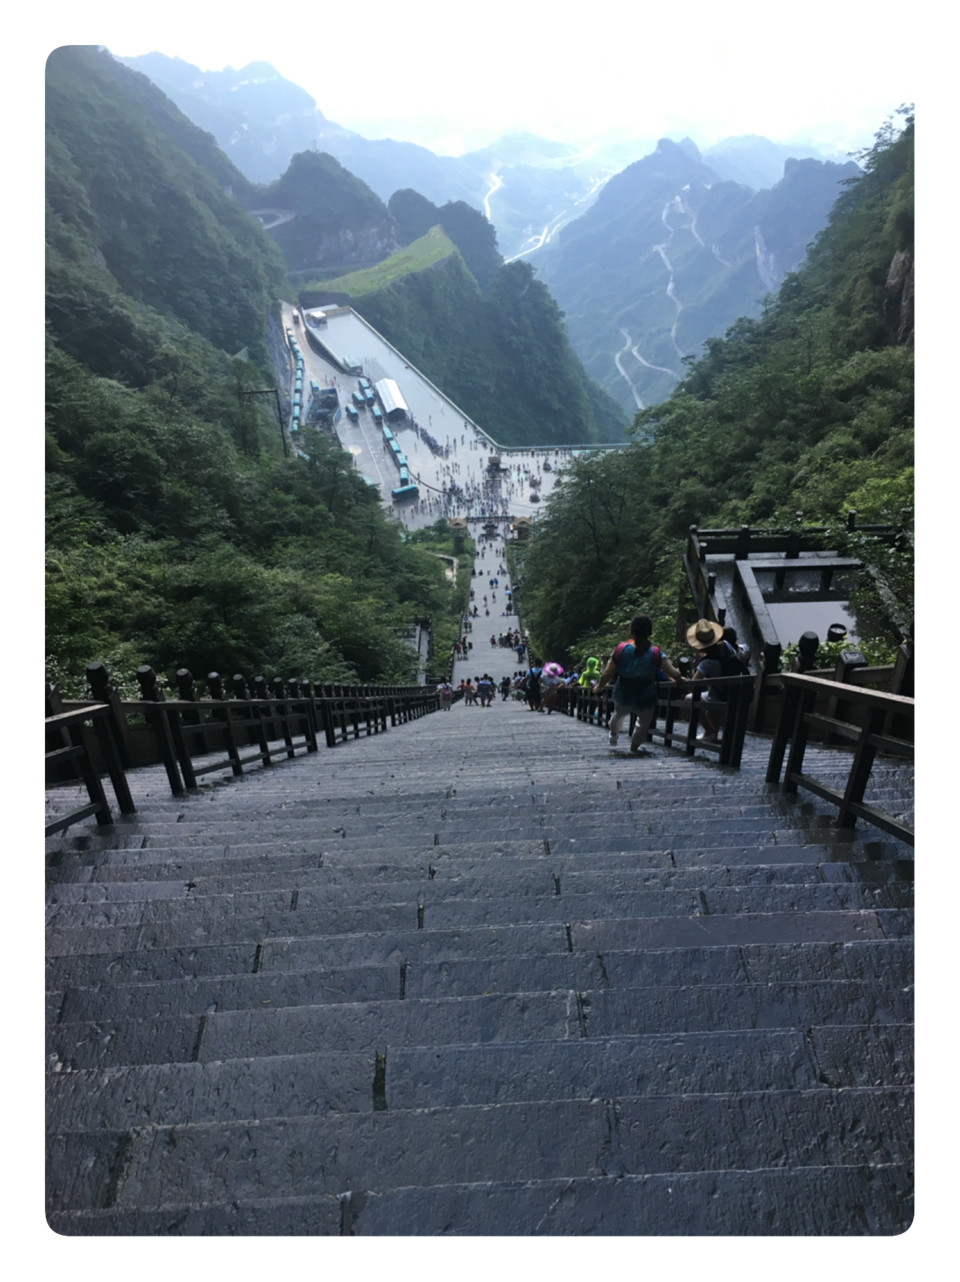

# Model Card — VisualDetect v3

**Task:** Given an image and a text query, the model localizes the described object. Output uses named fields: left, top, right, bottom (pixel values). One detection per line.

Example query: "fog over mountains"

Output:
left=118, top=51, right=862, bottom=415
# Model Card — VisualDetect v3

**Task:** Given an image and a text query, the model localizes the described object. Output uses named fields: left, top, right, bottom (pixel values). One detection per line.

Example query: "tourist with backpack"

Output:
left=596, top=614, right=683, bottom=755
left=687, top=618, right=750, bottom=743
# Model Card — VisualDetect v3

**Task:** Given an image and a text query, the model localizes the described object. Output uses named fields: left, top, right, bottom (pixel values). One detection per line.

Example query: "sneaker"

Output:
left=629, top=746, right=651, bottom=756
left=608, top=731, right=618, bottom=747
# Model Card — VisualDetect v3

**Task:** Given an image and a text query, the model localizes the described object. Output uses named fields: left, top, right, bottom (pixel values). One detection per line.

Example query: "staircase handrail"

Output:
left=46, top=666, right=441, bottom=825
left=556, top=675, right=754, bottom=767
left=45, top=690, right=136, bottom=836
left=765, top=672, right=914, bottom=845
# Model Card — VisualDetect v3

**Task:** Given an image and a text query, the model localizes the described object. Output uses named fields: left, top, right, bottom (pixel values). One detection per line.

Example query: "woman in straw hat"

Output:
left=686, top=618, right=740, bottom=743
left=596, top=614, right=683, bottom=755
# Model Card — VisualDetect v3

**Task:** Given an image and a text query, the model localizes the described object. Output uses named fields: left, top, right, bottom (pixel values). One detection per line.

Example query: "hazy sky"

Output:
left=40, top=0, right=923, bottom=158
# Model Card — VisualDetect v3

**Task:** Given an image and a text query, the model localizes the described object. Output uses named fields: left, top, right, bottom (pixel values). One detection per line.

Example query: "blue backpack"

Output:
left=613, top=642, right=661, bottom=701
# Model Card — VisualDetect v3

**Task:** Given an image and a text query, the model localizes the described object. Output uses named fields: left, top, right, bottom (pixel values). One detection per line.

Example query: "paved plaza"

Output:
left=281, top=302, right=577, bottom=532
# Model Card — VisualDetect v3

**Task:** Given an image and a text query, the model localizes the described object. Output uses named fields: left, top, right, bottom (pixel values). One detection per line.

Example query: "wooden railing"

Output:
left=765, top=673, right=914, bottom=846
left=46, top=663, right=440, bottom=834
left=45, top=684, right=134, bottom=837
left=555, top=676, right=754, bottom=768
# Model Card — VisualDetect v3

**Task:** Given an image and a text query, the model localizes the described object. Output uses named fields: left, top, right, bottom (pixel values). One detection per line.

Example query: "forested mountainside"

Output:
left=519, top=113, right=914, bottom=665
left=534, top=138, right=861, bottom=412
left=45, top=46, right=465, bottom=693
left=250, top=150, right=401, bottom=275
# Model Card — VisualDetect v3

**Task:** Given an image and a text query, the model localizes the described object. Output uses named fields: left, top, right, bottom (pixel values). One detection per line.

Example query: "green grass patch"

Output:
left=311, top=226, right=456, bottom=297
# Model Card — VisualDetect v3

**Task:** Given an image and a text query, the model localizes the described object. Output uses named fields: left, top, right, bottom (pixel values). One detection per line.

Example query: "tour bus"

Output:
left=392, top=483, right=419, bottom=501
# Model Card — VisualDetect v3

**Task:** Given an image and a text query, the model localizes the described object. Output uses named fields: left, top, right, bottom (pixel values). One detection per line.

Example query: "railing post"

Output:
left=89, top=704, right=136, bottom=815
left=273, top=677, right=295, bottom=758
left=827, top=649, right=867, bottom=738
left=781, top=684, right=816, bottom=793
left=837, top=706, right=885, bottom=829
left=86, top=662, right=131, bottom=767
left=766, top=681, right=794, bottom=782
left=207, top=672, right=243, bottom=775
left=136, top=665, right=186, bottom=793
left=234, top=672, right=270, bottom=766
left=46, top=683, right=115, bottom=827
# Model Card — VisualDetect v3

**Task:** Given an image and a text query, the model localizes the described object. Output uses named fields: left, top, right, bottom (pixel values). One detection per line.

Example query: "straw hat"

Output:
left=686, top=618, right=725, bottom=650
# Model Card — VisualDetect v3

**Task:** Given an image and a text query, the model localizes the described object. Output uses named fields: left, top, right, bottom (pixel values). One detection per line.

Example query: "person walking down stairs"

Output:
left=596, top=613, right=683, bottom=755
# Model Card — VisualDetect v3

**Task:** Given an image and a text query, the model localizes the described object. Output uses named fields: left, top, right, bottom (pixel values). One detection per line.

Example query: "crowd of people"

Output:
left=435, top=612, right=752, bottom=756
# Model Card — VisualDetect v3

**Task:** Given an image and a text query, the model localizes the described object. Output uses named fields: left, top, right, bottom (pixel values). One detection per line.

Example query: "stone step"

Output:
left=45, top=878, right=912, bottom=941
left=51, top=938, right=913, bottom=1020
left=45, top=888, right=902, bottom=962
left=45, top=1162, right=914, bottom=1235
left=45, top=1020, right=913, bottom=1135
left=43, top=857, right=914, bottom=906
left=47, top=978, right=913, bottom=1071
left=47, top=1087, right=913, bottom=1213
left=45, top=825, right=900, bottom=879
left=44, top=841, right=908, bottom=895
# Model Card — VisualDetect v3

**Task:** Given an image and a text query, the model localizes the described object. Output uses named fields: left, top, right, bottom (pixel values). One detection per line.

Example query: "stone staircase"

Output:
left=45, top=678, right=914, bottom=1235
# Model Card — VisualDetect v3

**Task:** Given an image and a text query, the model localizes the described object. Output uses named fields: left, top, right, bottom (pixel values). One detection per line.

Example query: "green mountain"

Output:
left=518, top=113, right=914, bottom=662
left=534, top=138, right=861, bottom=412
left=45, top=46, right=464, bottom=691
left=388, top=190, right=502, bottom=292
left=114, top=53, right=606, bottom=260
left=250, top=150, right=400, bottom=275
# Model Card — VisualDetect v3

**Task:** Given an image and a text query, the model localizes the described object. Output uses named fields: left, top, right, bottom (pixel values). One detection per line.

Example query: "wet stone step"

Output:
left=404, top=938, right=913, bottom=1000
left=44, top=879, right=910, bottom=942
left=48, top=978, right=912, bottom=1072
left=45, top=866, right=911, bottom=927
left=46, top=1049, right=376, bottom=1132
left=56, top=962, right=405, bottom=1022
left=578, top=979, right=913, bottom=1038
left=49, top=937, right=913, bottom=1014
left=48, top=989, right=583, bottom=1070
left=50, top=1087, right=912, bottom=1212
left=570, top=907, right=889, bottom=952
left=45, top=1163, right=914, bottom=1236
left=47, top=1196, right=342, bottom=1237
left=384, top=1023, right=914, bottom=1109
left=333, top=1165, right=914, bottom=1236
left=46, top=943, right=261, bottom=990
left=90, top=811, right=823, bottom=845
left=40, top=857, right=913, bottom=909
